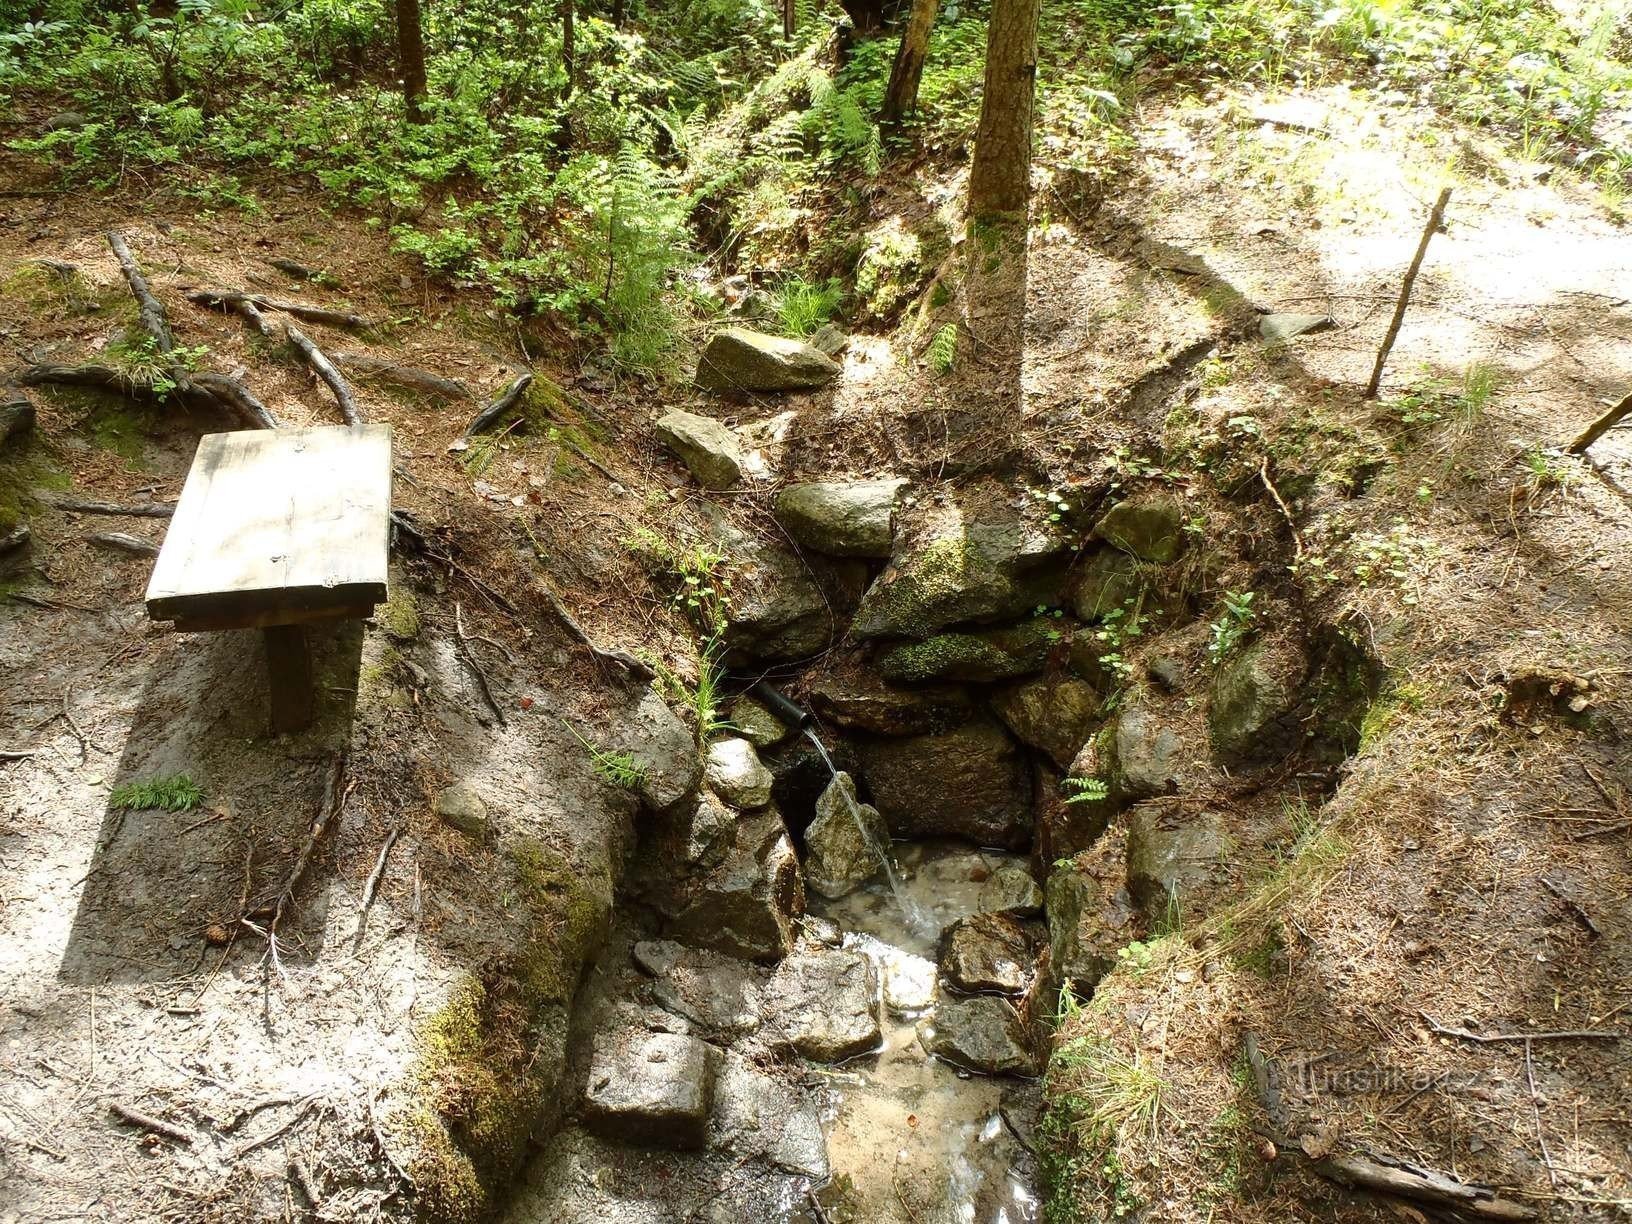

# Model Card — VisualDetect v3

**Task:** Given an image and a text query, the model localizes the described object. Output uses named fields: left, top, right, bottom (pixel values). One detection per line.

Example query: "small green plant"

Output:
left=111, top=773, right=204, bottom=812
left=928, top=323, right=957, bottom=374
left=1063, top=775, right=1110, bottom=805
left=562, top=720, right=646, bottom=791
left=109, top=335, right=208, bottom=399
left=774, top=276, right=843, bottom=336
left=1458, top=362, right=1499, bottom=419
left=1207, top=590, right=1255, bottom=664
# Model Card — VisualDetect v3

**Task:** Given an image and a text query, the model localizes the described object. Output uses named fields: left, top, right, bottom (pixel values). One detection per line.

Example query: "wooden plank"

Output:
left=145, top=425, right=392, bottom=629
left=264, top=624, right=314, bottom=732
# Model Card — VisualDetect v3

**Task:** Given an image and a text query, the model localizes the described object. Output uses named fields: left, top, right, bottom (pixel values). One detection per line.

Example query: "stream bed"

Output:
left=806, top=840, right=1043, bottom=1224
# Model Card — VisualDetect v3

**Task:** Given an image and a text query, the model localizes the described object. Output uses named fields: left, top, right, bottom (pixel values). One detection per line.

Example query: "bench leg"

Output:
left=264, top=624, right=315, bottom=733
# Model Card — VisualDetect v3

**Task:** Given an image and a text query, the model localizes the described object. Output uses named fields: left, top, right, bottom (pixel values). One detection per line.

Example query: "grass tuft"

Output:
left=110, top=773, right=204, bottom=812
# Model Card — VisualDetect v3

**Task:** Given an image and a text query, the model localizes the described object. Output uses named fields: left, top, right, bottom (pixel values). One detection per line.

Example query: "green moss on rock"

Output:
left=404, top=838, right=611, bottom=1222
left=875, top=619, right=1058, bottom=683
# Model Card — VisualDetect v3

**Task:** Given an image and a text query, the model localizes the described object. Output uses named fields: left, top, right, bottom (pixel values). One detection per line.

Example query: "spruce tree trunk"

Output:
left=783, top=0, right=794, bottom=40
left=396, top=0, right=428, bottom=123
left=881, top=0, right=940, bottom=126
left=966, top=0, right=1040, bottom=222
left=561, top=0, right=576, bottom=99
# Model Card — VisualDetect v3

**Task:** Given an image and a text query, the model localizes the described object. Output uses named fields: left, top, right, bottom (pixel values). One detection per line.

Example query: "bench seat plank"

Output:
left=145, top=425, right=392, bottom=629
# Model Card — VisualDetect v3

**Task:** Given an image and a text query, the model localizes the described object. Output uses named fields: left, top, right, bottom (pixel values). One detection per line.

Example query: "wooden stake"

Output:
left=1365, top=187, right=1452, bottom=400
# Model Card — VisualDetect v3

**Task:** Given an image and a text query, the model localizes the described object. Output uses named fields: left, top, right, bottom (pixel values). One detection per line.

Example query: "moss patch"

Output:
left=875, top=619, right=1056, bottom=683
left=376, top=587, right=421, bottom=642
left=404, top=838, right=611, bottom=1223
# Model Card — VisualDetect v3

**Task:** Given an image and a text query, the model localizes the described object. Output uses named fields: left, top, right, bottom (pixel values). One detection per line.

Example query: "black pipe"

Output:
left=749, top=678, right=812, bottom=730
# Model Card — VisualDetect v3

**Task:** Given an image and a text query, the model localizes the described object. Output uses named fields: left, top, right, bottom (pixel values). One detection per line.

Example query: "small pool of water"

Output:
left=805, top=840, right=1042, bottom=1224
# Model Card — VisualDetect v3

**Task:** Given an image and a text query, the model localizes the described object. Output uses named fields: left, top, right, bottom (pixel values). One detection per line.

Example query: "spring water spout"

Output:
left=803, top=726, right=937, bottom=939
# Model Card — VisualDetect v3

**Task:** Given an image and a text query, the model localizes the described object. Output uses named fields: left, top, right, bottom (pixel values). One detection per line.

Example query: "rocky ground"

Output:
left=3, top=78, right=1632, bottom=1224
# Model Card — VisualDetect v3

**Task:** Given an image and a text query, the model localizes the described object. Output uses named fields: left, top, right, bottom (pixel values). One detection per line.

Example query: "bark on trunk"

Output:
left=396, top=0, right=428, bottom=123
left=967, top=0, right=1041, bottom=223
left=881, top=0, right=940, bottom=126
left=561, top=0, right=576, bottom=99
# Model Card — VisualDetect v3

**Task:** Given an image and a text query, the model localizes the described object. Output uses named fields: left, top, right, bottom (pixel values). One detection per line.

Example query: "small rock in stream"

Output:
left=979, top=864, right=1044, bottom=915
left=939, top=912, right=1038, bottom=996
left=920, top=995, right=1037, bottom=1077
left=663, top=808, right=805, bottom=962
left=803, top=771, right=889, bottom=899
left=768, top=951, right=882, bottom=1062
left=581, top=1029, right=719, bottom=1150
left=708, top=1052, right=830, bottom=1179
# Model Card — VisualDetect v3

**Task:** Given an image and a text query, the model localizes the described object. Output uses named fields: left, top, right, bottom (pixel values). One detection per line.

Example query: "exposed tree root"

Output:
left=334, top=352, right=471, bottom=401
left=183, top=288, right=372, bottom=331
left=283, top=321, right=361, bottom=426
left=460, top=372, right=533, bottom=437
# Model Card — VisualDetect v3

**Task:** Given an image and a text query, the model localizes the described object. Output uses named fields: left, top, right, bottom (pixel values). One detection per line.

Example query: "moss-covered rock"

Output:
left=1069, top=550, right=1146, bottom=622
left=1093, top=493, right=1187, bottom=563
left=875, top=619, right=1060, bottom=684
left=402, top=839, right=612, bottom=1222
left=1209, top=639, right=1305, bottom=763
left=851, top=491, right=1072, bottom=640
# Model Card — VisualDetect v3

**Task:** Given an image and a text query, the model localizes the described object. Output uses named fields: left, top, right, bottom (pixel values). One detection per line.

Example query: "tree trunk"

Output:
left=396, top=0, right=428, bottom=123
left=881, top=0, right=940, bottom=126
left=561, top=0, right=575, bottom=99
left=967, top=0, right=1040, bottom=223
left=783, top=0, right=795, bottom=40
left=611, top=0, right=624, bottom=28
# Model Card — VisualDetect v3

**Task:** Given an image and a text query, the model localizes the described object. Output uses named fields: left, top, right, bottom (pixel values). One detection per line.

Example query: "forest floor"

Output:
left=2, top=70, right=1632, bottom=1224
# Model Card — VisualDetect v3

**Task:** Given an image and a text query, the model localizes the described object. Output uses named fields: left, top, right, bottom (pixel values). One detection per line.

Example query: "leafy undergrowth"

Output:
left=5, top=0, right=1621, bottom=383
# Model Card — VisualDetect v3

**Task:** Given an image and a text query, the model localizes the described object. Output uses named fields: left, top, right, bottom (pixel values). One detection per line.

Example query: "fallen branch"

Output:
left=288, top=1157, right=323, bottom=1211
left=89, top=531, right=158, bottom=556
left=109, top=1101, right=195, bottom=1146
left=1364, top=187, right=1452, bottom=399
left=1420, top=1012, right=1622, bottom=1044
left=249, top=754, right=346, bottom=931
left=333, top=352, right=470, bottom=401
left=1244, top=1033, right=1534, bottom=1221
left=183, top=288, right=371, bottom=331
left=284, top=321, right=361, bottom=426
left=1566, top=390, right=1632, bottom=455
left=269, top=258, right=340, bottom=289
left=20, top=362, right=277, bottom=429
left=460, top=373, right=533, bottom=438
left=1539, top=876, right=1601, bottom=938
left=356, top=826, right=400, bottom=926
left=1, top=748, right=36, bottom=761
left=20, top=362, right=159, bottom=398
left=44, top=495, right=174, bottom=518
left=454, top=602, right=508, bottom=726
left=1258, top=458, right=1303, bottom=561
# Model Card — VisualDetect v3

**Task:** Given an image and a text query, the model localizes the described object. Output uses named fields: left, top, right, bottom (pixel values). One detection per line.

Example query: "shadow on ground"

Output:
left=59, top=621, right=363, bottom=985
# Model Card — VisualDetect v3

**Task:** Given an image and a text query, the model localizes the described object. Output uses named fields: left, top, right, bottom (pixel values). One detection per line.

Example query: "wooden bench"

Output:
left=145, top=425, right=393, bottom=732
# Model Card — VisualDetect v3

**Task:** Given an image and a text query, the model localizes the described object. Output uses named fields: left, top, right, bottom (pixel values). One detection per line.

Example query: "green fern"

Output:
left=111, top=774, right=204, bottom=812
left=929, top=323, right=957, bottom=374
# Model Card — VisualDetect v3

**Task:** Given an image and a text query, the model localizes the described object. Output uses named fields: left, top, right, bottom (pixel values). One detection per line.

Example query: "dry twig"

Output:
left=454, top=602, right=507, bottom=726
left=1365, top=187, right=1452, bottom=399
left=109, top=1101, right=195, bottom=1146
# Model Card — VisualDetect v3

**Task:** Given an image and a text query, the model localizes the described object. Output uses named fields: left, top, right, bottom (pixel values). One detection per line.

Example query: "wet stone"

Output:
left=803, top=771, right=889, bottom=900
left=632, top=939, right=763, bottom=1038
left=705, top=737, right=774, bottom=809
left=581, top=1029, right=718, bottom=1150
left=920, top=995, right=1036, bottom=1076
left=939, top=912, right=1036, bottom=996
left=727, top=695, right=787, bottom=748
left=979, top=864, right=1044, bottom=915
left=708, top=1052, right=830, bottom=1179
left=858, top=717, right=1034, bottom=850
left=1093, top=493, right=1186, bottom=564
left=768, top=950, right=882, bottom=1062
